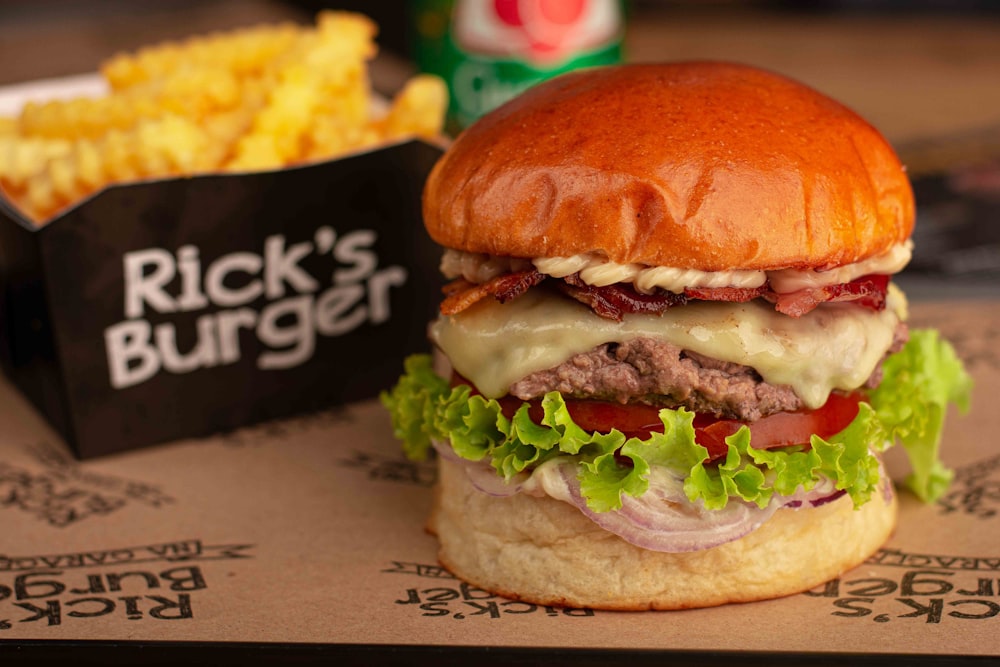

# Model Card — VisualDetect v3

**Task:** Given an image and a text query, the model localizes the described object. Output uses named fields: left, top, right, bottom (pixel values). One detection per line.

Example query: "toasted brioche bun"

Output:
left=429, top=458, right=897, bottom=611
left=424, top=62, right=914, bottom=272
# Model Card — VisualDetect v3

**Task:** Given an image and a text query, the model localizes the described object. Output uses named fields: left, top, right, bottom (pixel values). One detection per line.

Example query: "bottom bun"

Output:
left=429, top=457, right=897, bottom=611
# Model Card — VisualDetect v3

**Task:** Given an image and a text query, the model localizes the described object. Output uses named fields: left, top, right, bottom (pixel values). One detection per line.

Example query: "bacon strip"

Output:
left=440, top=267, right=890, bottom=320
left=559, top=274, right=687, bottom=321
left=770, top=274, right=890, bottom=317
left=684, top=285, right=768, bottom=303
left=440, top=270, right=546, bottom=315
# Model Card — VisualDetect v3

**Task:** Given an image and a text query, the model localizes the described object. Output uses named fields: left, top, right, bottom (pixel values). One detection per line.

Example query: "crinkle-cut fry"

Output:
left=101, top=22, right=303, bottom=90
left=225, top=135, right=285, bottom=172
left=376, top=74, right=448, bottom=140
left=201, top=105, right=260, bottom=167
left=20, top=115, right=216, bottom=223
left=310, top=70, right=370, bottom=137
left=2, top=11, right=448, bottom=222
left=153, top=66, right=243, bottom=116
left=0, top=135, right=73, bottom=189
left=301, top=75, right=445, bottom=164
left=307, top=12, right=376, bottom=100
left=137, top=115, right=218, bottom=173
left=18, top=67, right=243, bottom=140
left=227, top=12, right=377, bottom=170
left=315, top=10, right=378, bottom=64
left=227, top=66, right=318, bottom=170
left=303, top=116, right=381, bottom=163
left=21, top=96, right=134, bottom=140
left=22, top=176, right=57, bottom=222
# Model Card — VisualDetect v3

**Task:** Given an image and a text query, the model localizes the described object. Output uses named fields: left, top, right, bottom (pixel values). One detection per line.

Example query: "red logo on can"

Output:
left=453, top=0, right=622, bottom=66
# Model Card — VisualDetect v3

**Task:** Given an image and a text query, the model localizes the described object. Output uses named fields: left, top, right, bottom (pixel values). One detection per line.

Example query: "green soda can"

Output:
left=413, top=0, right=625, bottom=133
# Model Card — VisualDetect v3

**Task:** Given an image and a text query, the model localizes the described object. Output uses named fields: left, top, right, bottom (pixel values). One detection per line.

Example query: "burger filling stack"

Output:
left=382, top=62, right=972, bottom=610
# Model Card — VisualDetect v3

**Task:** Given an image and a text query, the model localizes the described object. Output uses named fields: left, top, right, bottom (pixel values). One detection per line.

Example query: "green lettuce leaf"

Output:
left=681, top=408, right=880, bottom=511
left=810, top=403, right=884, bottom=506
left=442, top=388, right=509, bottom=461
left=578, top=446, right=648, bottom=513
left=379, top=355, right=449, bottom=460
left=869, top=328, right=973, bottom=502
left=384, top=329, right=970, bottom=512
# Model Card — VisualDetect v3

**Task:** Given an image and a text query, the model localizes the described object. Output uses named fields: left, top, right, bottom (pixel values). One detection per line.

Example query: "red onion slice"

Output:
left=772, top=476, right=840, bottom=509
left=881, top=474, right=894, bottom=504
left=780, top=489, right=846, bottom=508
left=431, top=438, right=465, bottom=464
left=559, top=466, right=777, bottom=553
left=465, top=463, right=526, bottom=497
left=435, top=439, right=887, bottom=552
left=432, top=439, right=526, bottom=497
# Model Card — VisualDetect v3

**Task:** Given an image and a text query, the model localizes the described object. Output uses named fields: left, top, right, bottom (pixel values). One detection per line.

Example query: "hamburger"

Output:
left=382, top=62, right=971, bottom=610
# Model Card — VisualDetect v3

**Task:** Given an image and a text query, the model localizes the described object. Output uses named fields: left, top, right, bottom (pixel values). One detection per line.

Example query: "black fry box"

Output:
left=0, top=139, right=445, bottom=458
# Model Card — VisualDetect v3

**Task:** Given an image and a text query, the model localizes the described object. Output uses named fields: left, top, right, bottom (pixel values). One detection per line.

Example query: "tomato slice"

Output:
left=494, top=394, right=666, bottom=440
left=691, top=392, right=862, bottom=460
left=454, top=373, right=862, bottom=462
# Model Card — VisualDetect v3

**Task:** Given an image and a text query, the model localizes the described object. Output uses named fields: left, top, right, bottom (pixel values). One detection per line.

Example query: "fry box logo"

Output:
left=104, top=226, right=406, bottom=389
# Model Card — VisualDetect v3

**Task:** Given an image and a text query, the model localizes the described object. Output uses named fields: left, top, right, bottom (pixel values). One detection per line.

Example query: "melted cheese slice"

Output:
left=430, top=285, right=907, bottom=409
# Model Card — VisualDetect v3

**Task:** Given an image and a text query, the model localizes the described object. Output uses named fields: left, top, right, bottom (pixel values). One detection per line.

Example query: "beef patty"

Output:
left=508, top=324, right=908, bottom=421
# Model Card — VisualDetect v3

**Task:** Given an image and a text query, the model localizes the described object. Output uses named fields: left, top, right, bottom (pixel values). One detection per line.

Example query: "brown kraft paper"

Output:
left=1, top=300, right=998, bottom=658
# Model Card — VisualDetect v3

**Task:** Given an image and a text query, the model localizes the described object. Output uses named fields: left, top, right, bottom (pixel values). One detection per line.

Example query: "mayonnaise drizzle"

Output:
left=440, top=241, right=912, bottom=294
left=767, top=241, right=913, bottom=292
left=534, top=256, right=765, bottom=293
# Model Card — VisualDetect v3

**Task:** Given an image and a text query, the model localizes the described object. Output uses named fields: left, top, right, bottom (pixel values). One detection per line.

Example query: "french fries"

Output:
left=0, top=11, right=448, bottom=224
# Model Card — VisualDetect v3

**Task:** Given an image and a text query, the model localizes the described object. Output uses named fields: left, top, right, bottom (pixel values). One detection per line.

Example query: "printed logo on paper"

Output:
left=340, top=451, right=436, bottom=488
left=384, top=561, right=595, bottom=619
left=805, top=547, right=1000, bottom=623
left=938, top=453, right=1000, bottom=519
left=0, top=442, right=172, bottom=527
left=0, top=539, right=253, bottom=630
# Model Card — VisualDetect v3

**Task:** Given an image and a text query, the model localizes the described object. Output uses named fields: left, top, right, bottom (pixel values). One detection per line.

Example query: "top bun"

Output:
left=423, top=62, right=914, bottom=271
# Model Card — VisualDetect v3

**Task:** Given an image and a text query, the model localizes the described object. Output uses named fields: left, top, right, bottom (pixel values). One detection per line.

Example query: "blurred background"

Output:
left=3, top=0, right=999, bottom=145
left=1, top=0, right=998, bottom=296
